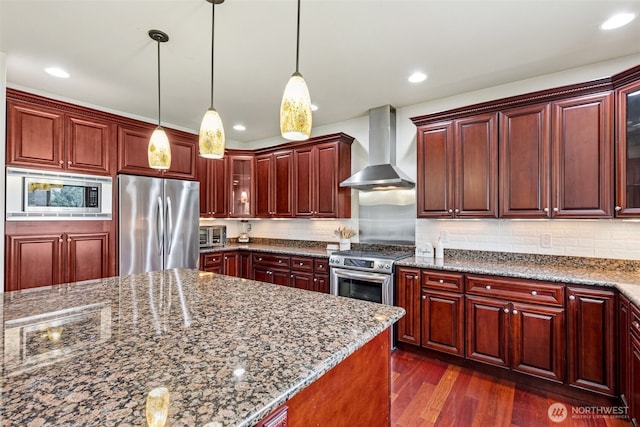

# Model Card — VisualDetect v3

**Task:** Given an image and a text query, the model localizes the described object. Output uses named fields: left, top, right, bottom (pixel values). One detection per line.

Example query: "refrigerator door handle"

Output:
left=156, top=196, right=164, bottom=255
left=166, top=196, right=173, bottom=255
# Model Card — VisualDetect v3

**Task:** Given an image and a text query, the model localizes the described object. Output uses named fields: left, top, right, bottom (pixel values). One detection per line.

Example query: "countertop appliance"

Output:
left=199, top=225, right=227, bottom=248
left=329, top=249, right=412, bottom=305
left=119, top=174, right=199, bottom=275
left=6, top=167, right=113, bottom=220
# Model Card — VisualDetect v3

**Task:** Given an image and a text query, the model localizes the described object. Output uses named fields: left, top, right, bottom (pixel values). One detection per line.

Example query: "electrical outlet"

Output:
left=440, top=230, right=449, bottom=243
left=540, top=233, right=552, bottom=248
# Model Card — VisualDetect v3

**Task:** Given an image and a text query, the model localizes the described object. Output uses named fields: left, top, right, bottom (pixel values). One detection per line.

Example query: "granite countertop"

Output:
left=398, top=256, right=640, bottom=307
left=199, top=244, right=332, bottom=258
left=0, top=269, right=404, bottom=426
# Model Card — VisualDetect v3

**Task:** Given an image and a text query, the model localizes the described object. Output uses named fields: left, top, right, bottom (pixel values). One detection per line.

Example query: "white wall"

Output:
left=224, top=53, right=640, bottom=260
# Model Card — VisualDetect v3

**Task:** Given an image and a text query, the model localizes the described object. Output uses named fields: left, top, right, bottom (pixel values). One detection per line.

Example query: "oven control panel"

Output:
left=329, top=256, right=393, bottom=274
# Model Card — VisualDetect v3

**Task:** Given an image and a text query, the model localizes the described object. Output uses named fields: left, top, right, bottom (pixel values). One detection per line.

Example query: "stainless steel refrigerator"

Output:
left=118, top=174, right=199, bottom=274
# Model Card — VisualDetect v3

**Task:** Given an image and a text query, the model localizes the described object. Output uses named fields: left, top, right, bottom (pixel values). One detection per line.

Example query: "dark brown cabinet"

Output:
left=7, top=99, right=115, bottom=175
left=228, top=154, right=254, bottom=217
left=255, top=150, right=293, bottom=218
left=395, top=267, right=421, bottom=346
left=499, top=103, right=551, bottom=218
left=551, top=92, right=613, bottom=218
left=630, top=303, right=640, bottom=425
left=6, top=230, right=110, bottom=292
left=252, top=253, right=291, bottom=287
left=416, top=113, right=498, bottom=218
left=293, top=134, right=353, bottom=218
left=117, top=124, right=198, bottom=180
left=198, top=156, right=227, bottom=217
left=566, top=286, right=616, bottom=396
left=615, top=79, right=640, bottom=217
left=465, top=275, right=565, bottom=382
left=420, top=270, right=465, bottom=357
left=200, top=251, right=239, bottom=276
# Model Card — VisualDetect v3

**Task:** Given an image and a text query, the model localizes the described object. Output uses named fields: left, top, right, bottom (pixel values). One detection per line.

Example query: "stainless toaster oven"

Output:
left=199, top=225, right=226, bottom=248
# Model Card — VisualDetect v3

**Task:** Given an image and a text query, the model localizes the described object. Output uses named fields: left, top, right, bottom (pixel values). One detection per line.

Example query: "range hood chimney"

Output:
left=340, top=105, right=415, bottom=191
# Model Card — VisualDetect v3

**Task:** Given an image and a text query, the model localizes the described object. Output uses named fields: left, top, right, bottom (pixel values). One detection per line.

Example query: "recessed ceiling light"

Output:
left=45, top=67, right=70, bottom=78
left=600, top=13, right=636, bottom=30
left=408, top=72, right=427, bottom=83
left=311, top=104, right=318, bottom=111
left=233, top=124, right=246, bottom=131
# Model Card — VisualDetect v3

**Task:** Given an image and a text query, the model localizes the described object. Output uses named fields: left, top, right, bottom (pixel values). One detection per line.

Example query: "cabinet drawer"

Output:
left=631, top=303, right=640, bottom=339
left=421, top=270, right=464, bottom=292
left=203, top=252, right=222, bottom=267
left=252, top=253, right=291, bottom=269
left=465, top=275, right=564, bottom=306
left=291, top=256, right=313, bottom=272
left=314, top=258, right=329, bottom=274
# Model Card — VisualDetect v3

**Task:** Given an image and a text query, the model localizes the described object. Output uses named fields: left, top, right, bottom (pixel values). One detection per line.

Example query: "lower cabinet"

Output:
left=566, top=287, right=616, bottom=396
left=6, top=231, right=111, bottom=291
left=252, top=253, right=291, bottom=287
left=200, top=251, right=239, bottom=277
left=395, top=267, right=421, bottom=345
left=422, top=289, right=464, bottom=356
left=630, top=302, right=640, bottom=425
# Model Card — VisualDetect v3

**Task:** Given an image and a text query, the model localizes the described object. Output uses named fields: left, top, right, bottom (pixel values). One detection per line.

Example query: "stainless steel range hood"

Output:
left=340, top=105, right=415, bottom=191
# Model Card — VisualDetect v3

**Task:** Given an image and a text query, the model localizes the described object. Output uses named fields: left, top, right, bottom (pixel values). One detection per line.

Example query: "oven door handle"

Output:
left=331, top=268, right=389, bottom=283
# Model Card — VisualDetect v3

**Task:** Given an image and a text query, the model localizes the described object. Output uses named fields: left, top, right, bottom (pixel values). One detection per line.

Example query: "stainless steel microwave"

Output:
left=199, top=225, right=226, bottom=248
left=6, top=167, right=113, bottom=220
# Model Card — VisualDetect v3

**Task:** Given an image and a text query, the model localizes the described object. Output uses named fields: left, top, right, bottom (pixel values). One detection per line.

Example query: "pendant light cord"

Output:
left=156, top=39, right=162, bottom=127
left=210, top=1, right=215, bottom=109
left=295, top=0, right=301, bottom=73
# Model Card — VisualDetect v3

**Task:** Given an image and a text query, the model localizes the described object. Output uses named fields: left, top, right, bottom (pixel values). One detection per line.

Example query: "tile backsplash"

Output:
left=201, top=218, right=640, bottom=261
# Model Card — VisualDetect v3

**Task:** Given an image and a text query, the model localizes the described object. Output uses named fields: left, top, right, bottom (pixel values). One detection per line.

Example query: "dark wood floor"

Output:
left=391, top=349, right=631, bottom=427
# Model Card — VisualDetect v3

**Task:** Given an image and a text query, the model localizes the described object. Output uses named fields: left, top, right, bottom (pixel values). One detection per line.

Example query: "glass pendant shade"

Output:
left=280, top=72, right=312, bottom=141
left=148, top=126, right=172, bottom=170
left=199, top=108, right=225, bottom=159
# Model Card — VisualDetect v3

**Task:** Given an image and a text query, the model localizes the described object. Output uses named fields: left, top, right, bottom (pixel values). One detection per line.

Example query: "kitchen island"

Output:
left=0, top=269, right=404, bottom=426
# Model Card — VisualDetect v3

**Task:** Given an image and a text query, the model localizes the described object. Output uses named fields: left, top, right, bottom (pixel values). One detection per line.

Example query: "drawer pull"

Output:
left=299, top=262, right=304, bottom=266
left=531, top=291, right=537, bottom=296
left=485, top=285, right=491, bottom=290
left=512, top=309, right=518, bottom=315
left=278, top=260, right=282, bottom=263
left=569, top=295, right=575, bottom=301
left=439, top=279, right=444, bottom=284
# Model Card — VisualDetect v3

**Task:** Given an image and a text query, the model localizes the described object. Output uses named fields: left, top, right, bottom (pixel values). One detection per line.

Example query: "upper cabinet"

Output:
left=198, top=156, right=227, bottom=217
left=228, top=153, right=254, bottom=218
left=499, top=93, right=614, bottom=219
left=293, top=134, right=353, bottom=218
left=117, top=123, right=197, bottom=180
left=255, top=150, right=293, bottom=218
left=7, top=96, right=115, bottom=176
left=416, top=113, right=498, bottom=218
left=413, top=77, right=617, bottom=219
left=615, top=79, right=640, bottom=217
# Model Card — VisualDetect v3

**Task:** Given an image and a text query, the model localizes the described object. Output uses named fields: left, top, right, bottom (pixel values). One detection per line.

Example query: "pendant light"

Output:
left=199, top=0, right=226, bottom=159
left=280, top=0, right=312, bottom=141
left=148, top=29, right=171, bottom=170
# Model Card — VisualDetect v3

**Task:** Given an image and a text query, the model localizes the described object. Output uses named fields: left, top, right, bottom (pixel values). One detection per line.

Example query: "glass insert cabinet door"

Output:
left=617, top=80, right=640, bottom=216
left=228, top=155, right=253, bottom=217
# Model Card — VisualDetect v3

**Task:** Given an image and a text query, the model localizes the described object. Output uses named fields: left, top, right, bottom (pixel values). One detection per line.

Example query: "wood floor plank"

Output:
left=395, top=381, right=437, bottom=427
left=420, top=365, right=462, bottom=424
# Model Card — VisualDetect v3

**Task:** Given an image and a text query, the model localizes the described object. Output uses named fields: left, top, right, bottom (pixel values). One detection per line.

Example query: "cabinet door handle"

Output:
left=448, top=209, right=453, bottom=214
left=59, top=160, right=64, bottom=165
left=553, top=207, right=559, bottom=212
left=59, top=238, right=64, bottom=243
left=439, top=279, right=444, bottom=284
left=503, top=308, right=509, bottom=313
left=485, top=285, right=491, bottom=290
left=67, top=238, right=71, bottom=242
left=512, top=309, right=518, bottom=315
left=454, top=209, right=460, bottom=213
left=615, top=206, right=622, bottom=212
left=569, top=295, right=575, bottom=301
left=422, top=295, right=426, bottom=300
left=314, top=278, right=317, bottom=282
left=531, top=291, right=537, bottom=296
left=67, top=161, right=72, bottom=165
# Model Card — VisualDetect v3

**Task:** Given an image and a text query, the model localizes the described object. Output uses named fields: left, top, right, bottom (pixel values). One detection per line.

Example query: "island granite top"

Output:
left=0, top=269, right=404, bottom=427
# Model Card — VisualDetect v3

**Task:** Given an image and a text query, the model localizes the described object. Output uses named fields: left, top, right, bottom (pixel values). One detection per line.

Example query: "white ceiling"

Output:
left=1, top=0, right=640, bottom=143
